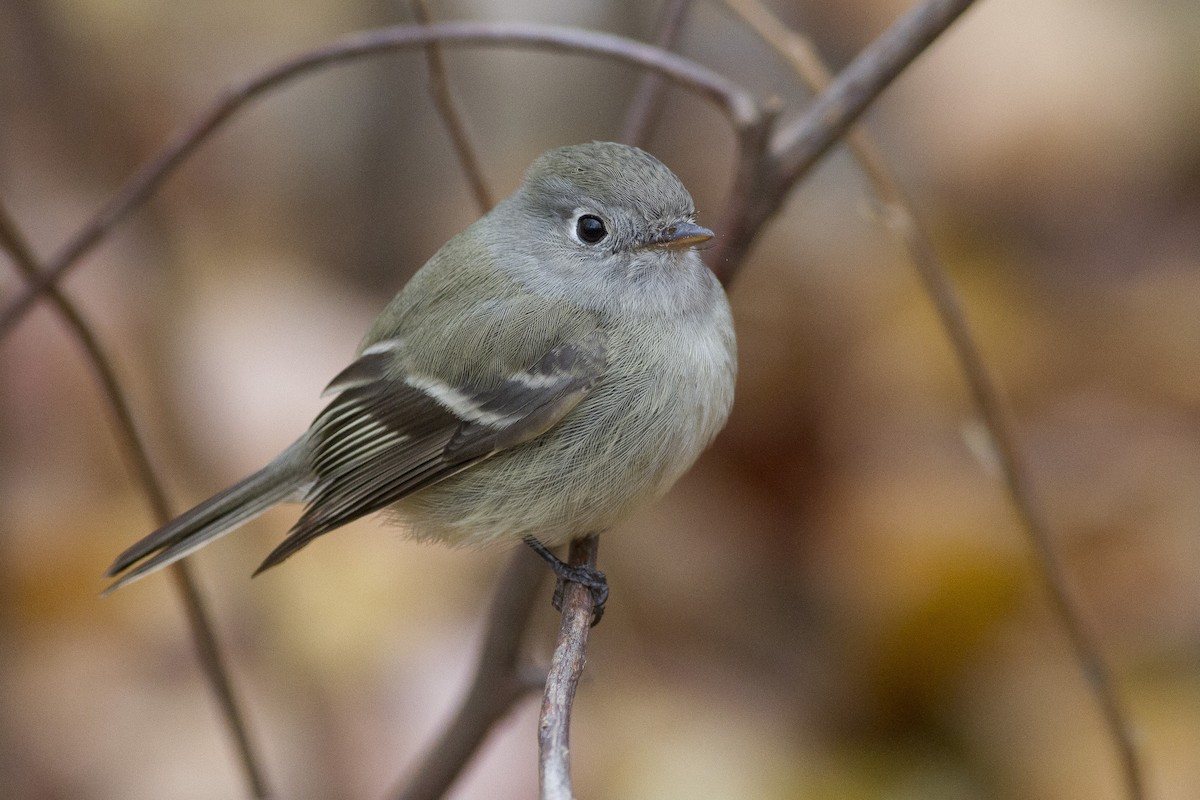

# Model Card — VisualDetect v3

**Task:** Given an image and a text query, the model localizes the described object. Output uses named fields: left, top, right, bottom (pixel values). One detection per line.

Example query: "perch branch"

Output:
left=538, top=536, right=600, bottom=800
left=0, top=201, right=271, bottom=798
left=722, top=2, right=1144, bottom=798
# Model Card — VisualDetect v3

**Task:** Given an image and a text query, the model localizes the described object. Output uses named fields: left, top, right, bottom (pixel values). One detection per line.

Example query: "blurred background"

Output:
left=2, top=0, right=1198, bottom=798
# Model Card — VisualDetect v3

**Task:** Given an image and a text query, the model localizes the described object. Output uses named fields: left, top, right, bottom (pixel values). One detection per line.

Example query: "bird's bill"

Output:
left=653, top=221, right=714, bottom=250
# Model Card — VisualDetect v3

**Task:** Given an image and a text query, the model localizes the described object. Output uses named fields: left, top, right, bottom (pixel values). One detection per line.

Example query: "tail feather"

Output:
left=105, top=444, right=307, bottom=592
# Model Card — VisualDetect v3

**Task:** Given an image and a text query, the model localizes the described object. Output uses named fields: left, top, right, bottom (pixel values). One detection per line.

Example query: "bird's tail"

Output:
left=104, top=442, right=308, bottom=593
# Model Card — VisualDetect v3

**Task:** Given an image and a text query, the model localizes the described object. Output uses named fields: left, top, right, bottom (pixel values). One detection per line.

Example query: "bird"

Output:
left=106, top=141, right=736, bottom=619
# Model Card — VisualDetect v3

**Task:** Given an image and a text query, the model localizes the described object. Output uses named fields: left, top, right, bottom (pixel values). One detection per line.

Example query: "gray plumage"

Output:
left=107, top=142, right=736, bottom=590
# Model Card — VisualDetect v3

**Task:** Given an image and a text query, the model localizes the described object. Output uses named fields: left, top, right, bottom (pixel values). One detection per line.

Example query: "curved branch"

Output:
left=0, top=201, right=271, bottom=798
left=0, top=20, right=759, bottom=339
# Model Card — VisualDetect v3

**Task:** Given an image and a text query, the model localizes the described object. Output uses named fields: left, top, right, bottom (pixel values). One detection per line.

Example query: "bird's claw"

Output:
left=550, top=563, right=608, bottom=626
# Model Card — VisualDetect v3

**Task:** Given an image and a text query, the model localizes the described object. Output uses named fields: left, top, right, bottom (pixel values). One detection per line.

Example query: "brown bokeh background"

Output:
left=2, top=1, right=1198, bottom=798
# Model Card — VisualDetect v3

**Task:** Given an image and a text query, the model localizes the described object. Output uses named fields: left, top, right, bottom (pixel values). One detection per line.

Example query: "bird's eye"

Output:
left=575, top=214, right=608, bottom=244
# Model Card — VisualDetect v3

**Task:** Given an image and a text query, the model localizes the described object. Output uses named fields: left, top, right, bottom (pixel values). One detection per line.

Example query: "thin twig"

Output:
left=165, top=565, right=271, bottom=798
left=411, top=0, right=495, bottom=212
left=0, top=201, right=271, bottom=798
left=722, top=2, right=1144, bottom=798
left=393, top=548, right=548, bottom=800
left=0, top=20, right=760, bottom=340
left=710, top=0, right=980, bottom=274
left=893, top=197, right=1146, bottom=800
left=619, top=0, right=693, bottom=148
left=538, top=536, right=599, bottom=800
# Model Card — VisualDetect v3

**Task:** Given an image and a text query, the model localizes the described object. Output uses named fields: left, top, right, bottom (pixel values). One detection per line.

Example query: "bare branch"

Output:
left=0, top=200, right=272, bottom=798
left=711, top=0, right=980, bottom=272
left=722, top=2, right=1145, bottom=798
left=619, top=0, right=693, bottom=148
left=772, top=0, right=977, bottom=178
left=393, top=548, right=548, bottom=800
left=0, top=20, right=759, bottom=340
left=538, top=536, right=599, bottom=800
left=411, top=1, right=495, bottom=213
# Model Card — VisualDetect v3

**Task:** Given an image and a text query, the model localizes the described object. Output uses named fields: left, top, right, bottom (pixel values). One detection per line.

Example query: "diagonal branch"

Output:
left=0, top=201, right=271, bottom=798
left=888, top=195, right=1146, bottom=800
left=769, top=0, right=977, bottom=181
left=392, top=548, right=547, bottom=800
left=411, top=0, right=495, bottom=213
left=721, top=2, right=1144, bottom=798
left=0, top=20, right=760, bottom=340
left=710, top=0, right=981, bottom=277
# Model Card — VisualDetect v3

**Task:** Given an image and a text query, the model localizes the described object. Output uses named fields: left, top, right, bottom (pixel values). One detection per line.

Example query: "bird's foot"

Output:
left=523, top=536, right=608, bottom=626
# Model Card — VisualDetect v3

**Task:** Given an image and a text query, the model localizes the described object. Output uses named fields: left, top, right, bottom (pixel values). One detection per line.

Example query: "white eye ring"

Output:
left=571, top=212, right=608, bottom=245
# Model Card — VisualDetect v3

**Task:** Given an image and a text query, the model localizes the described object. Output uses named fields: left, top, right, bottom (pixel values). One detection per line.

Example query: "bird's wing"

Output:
left=254, top=327, right=607, bottom=572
